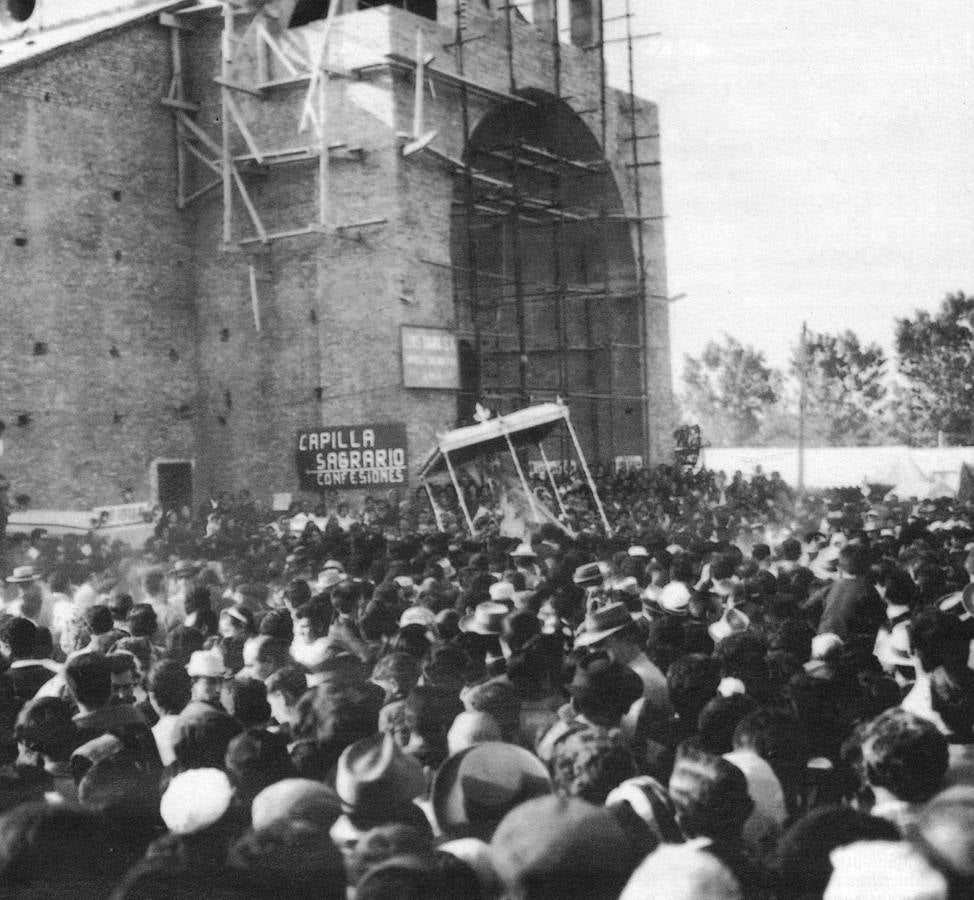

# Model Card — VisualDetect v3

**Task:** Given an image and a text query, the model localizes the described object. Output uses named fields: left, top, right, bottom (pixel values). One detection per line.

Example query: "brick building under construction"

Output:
left=0, top=0, right=674, bottom=512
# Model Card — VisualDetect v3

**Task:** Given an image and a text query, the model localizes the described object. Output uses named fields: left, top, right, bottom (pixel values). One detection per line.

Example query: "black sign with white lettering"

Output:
left=296, top=424, right=408, bottom=491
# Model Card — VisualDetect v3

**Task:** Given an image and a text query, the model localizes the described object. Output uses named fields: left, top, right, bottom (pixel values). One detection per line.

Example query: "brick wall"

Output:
left=0, top=2, right=673, bottom=511
left=0, top=21, right=199, bottom=509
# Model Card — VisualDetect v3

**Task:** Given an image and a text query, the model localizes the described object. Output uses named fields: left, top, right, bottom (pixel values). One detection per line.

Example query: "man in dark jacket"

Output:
left=816, top=544, right=885, bottom=642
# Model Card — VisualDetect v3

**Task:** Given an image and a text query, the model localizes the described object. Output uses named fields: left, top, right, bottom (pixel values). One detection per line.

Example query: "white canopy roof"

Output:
left=419, top=402, right=570, bottom=478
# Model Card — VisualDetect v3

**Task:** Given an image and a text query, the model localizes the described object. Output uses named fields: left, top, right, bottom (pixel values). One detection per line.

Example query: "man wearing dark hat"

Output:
left=537, top=652, right=643, bottom=763
left=574, top=602, right=669, bottom=734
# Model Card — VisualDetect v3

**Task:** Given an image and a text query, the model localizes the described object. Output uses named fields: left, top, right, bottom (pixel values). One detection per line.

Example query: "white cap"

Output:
left=160, top=768, right=232, bottom=835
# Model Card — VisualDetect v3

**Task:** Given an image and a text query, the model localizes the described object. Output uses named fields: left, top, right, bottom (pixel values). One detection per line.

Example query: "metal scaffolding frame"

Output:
left=156, top=1, right=659, bottom=464
left=400, top=0, right=658, bottom=464
left=159, top=1, right=384, bottom=250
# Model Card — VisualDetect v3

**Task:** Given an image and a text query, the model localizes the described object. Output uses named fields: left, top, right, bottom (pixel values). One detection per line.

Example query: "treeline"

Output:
left=680, top=292, right=974, bottom=448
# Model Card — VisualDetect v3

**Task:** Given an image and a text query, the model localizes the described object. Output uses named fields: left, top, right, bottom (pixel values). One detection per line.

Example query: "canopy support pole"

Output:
left=502, top=427, right=539, bottom=521
left=422, top=479, right=445, bottom=532
left=443, top=449, right=477, bottom=535
left=538, top=441, right=570, bottom=521
left=565, top=413, right=612, bottom=535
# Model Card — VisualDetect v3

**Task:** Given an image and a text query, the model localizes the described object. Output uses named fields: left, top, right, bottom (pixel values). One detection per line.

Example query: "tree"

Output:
left=682, top=336, right=783, bottom=445
left=793, top=329, right=890, bottom=445
left=894, top=293, right=974, bottom=445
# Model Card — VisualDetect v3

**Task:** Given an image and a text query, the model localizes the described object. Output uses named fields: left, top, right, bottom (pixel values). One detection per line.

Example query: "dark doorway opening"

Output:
left=157, top=463, right=193, bottom=514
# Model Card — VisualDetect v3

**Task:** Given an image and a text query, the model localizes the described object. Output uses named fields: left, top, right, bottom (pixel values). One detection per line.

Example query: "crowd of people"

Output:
left=0, top=465, right=974, bottom=898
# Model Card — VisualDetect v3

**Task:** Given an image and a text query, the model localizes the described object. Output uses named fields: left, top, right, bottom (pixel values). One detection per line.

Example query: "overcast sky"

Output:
left=604, top=1, right=974, bottom=383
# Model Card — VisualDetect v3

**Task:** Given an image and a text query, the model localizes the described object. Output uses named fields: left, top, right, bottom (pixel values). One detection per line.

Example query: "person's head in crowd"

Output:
left=225, top=677, right=271, bottom=729
left=265, top=666, right=308, bottom=733
left=0, top=617, right=37, bottom=662
left=127, top=603, right=158, bottom=639
left=403, top=685, right=463, bottom=768
left=15, top=697, right=80, bottom=768
left=733, top=707, right=809, bottom=811
left=297, top=681, right=383, bottom=761
left=239, top=635, right=289, bottom=683
left=860, top=708, right=948, bottom=814
left=667, top=653, right=721, bottom=731
left=219, top=606, right=254, bottom=642
left=778, top=805, right=901, bottom=900
left=567, top=651, right=642, bottom=728
left=619, top=840, right=744, bottom=900
left=491, top=796, right=641, bottom=900
left=766, top=617, right=814, bottom=663
left=259, top=608, right=294, bottom=644
left=372, top=652, right=422, bottom=703
left=285, top=579, right=312, bottom=611
left=550, top=725, right=638, bottom=805
left=142, top=568, right=166, bottom=599
left=916, top=786, right=974, bottom=898
left=149, top=660, right=192, bottom=719
left=108, top=592, right=134, bottom=630
left=446, top=710, right=502, bottom=756
left=910, top=609, right=970, bottom=675
left=184, top=588, right=218, bottom=638
left=113, top=636, right=153, bottom=677
left=502, top=609, right=541, bottom=655
left=17, top=585, right=44, bottom=625
left=787, top=672, right=856, bottom=762
left=186, top=649, right=228, bottom=707
left=293, top=597, right=331, bottom=643
left=930, top=665, right=974, bottom=742
left=348, top=824, right=434, bottom=887
left=108, top=651, right=141, bottom=706
left=0, top=802, right=124, bottom=895
left=824, top=839, right=948, bottom=900
left=226, top=819, right=347, bottom=900
left=250, top=778, right=341, bottom=833
left=330, top=733, right=430, bottom=858
left=463, top=680, right=520, bottom=744
left=332, top=580, right=364, bottom=619
left=642, top=604, right=684, bottom=660
left=389, top=625, right=435, bottom=663
left=353, top=854, right=444, bottom=900
left=838, top=544, right=869, bottom=577
left=165, top=625, right=205, bottom=667
left=65, top=652, right=113, bottom=714
left=224, top=728, right=295, bottom=808
left=668, top=743, right=754, bottom=844
left=173, top=702, right=242, bottom=772
left=154, top=767, right=238, bottom=869
left=697, top=694, right=760, bottom=755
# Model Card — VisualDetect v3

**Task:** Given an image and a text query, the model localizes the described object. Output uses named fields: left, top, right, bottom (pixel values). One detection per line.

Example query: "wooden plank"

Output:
left=161, top=97, right=201, bottom=113
left=213, top=76, right=266, bottom=98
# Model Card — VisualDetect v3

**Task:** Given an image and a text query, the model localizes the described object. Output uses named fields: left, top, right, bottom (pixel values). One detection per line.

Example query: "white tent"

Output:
left=884, top=456, right=955, bottom=501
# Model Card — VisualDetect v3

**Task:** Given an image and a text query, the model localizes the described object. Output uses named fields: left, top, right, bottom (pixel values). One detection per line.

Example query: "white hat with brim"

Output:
left=5, top=566, right=40, bottom=584
left=489, top=581, right=516, bottom=603
left=627, top=546, right=649, bottom=558
left=460, top=602, right=508, bottom=635
left=399, top=605, right=437, bottom=629
left=652, top=582, right=691, bottom=616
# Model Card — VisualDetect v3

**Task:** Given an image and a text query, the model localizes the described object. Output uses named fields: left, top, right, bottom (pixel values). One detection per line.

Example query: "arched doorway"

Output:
left=450, top=89, right=645, bottom=464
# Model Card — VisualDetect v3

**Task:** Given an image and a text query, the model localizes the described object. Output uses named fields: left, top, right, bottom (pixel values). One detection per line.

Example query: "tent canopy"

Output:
left=419, top=402, right=569, bottom=478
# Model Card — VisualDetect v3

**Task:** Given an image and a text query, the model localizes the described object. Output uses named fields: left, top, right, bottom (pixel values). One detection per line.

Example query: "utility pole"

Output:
left=797, top=321, right=808, bottom=493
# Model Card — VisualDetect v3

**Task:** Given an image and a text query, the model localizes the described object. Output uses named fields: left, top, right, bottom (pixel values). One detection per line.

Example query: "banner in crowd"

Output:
left=296, top=424, right=408, bottom=491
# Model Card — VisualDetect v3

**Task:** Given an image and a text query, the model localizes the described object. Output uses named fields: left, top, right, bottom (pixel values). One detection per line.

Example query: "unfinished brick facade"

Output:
left=0, top=0, right=673, bottom=511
